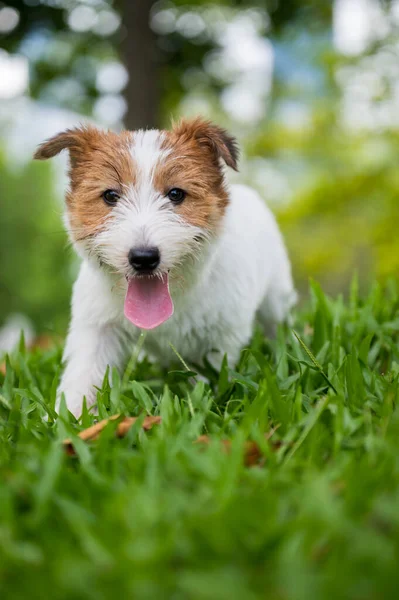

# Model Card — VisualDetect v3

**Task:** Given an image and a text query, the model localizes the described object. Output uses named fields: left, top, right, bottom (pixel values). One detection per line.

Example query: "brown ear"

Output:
left=173, top=118, right=239, bottom=171
left=33, top=126, right=99, bottom=163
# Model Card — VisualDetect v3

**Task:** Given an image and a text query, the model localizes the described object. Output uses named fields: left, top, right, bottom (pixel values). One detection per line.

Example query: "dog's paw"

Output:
left=56, top=388, right=92, bottom=419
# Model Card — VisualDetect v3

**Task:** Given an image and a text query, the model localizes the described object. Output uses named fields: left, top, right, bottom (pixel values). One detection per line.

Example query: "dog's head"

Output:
left=34, top=118, right=238, bottom=329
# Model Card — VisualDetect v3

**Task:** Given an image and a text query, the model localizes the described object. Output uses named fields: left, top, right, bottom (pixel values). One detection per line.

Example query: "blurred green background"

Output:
left=1, top=0, right=398, bottom=339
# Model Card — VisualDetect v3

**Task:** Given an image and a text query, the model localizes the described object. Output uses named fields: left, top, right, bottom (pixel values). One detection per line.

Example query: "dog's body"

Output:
left=35, top=119, right=296, bottom=417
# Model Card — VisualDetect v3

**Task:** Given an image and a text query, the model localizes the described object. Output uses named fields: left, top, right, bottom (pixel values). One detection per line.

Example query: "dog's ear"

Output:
left=34, top=126, right=99, bottom=165
left=173, top=118, right=239, bottom=171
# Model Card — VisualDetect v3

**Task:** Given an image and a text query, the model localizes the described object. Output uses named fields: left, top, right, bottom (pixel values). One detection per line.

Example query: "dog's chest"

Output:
left=124, top=276, right=230, bottom=365
left=141, top=300, right=225, bottom=366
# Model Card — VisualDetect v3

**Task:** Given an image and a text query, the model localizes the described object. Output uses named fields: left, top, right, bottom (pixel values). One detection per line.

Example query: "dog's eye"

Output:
left=102, top=189, right=120, bottom=206
left=167, top=188, right=186, bottom=204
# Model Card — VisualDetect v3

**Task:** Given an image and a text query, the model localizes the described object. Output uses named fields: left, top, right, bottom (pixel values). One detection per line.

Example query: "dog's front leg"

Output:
left=56, top=322, right=127, bottom=418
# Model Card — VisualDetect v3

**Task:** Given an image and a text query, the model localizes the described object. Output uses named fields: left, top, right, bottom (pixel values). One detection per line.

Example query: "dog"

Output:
left=34, top=118, right=296, bottom=417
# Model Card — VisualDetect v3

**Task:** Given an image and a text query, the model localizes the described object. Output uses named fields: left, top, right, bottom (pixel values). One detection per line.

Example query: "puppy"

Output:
left=34, top=118, right=296, bottom=417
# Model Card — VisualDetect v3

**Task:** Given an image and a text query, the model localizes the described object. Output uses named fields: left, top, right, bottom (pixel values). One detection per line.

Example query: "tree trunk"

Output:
left=123, top=0, right=159, bottom=130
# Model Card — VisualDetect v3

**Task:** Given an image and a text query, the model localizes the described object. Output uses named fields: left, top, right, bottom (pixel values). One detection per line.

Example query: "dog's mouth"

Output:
left=124, top=272, right=174, bottom=330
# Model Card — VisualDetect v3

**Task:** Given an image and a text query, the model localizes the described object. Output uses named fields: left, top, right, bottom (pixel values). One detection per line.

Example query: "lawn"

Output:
left=1, top=280, right=399, bottom=600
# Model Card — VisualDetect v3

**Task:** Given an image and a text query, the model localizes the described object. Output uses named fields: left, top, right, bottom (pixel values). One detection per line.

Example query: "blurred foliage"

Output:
left=245, top=114, right=399, bottom=296
left=3, top=0, right=121, bottom=115
left=0, top=155, right=73, bottom=333
left=1, top=0, right=332, bottom=118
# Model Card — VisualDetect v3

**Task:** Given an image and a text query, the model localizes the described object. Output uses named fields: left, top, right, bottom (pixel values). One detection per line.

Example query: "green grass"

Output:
left=2, top=279, right=399, bottom=600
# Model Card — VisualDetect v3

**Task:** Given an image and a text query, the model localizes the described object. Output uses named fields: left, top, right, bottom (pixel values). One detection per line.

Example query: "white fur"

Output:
left=57, top=130, right=296, bottom=417
left=130, top=129, right=170, bottom=179
left=58, top=183, right=296, bottom=417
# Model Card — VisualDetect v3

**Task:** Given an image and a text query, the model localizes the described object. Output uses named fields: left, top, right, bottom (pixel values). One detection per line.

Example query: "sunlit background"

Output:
left=1, top=0, right=399, bottom=348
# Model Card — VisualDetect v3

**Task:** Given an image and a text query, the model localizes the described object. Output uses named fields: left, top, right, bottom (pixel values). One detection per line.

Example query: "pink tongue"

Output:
left=124, top=274, right=174, bottom=330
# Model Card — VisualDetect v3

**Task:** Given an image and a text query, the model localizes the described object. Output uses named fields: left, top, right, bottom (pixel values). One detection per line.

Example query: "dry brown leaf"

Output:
left=63, top=415, right=280, bottom=467
left=196, top=435, right=270, bottom=466
left=63, top=415, right=162, bottom=455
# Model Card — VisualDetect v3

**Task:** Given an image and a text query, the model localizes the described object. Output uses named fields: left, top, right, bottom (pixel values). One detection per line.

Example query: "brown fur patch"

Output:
left=36, top=127, right=135, bottom=240
left=172, top=118, right=239, bottom=171
left=154, top=118, right=238, bottom=230
left=66, top=130, right=135, bottom=239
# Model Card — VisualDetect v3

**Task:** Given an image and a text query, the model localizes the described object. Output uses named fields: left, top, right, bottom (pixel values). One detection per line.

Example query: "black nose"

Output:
left=128, top=247, right=160, bottom=272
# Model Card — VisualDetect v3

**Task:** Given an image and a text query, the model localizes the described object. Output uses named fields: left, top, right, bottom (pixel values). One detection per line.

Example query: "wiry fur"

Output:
left=35, top=118, right=297, bottom=417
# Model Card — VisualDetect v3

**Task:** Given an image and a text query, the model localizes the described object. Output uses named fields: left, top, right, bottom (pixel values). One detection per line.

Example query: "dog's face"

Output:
left=35, top=118, right=238, bottom=276
left=35, top=118, right=238, bottom=329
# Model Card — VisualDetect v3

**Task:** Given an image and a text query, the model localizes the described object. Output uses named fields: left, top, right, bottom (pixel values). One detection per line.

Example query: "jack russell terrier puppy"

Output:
left=35, top=118, right=296, bottom=417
